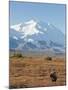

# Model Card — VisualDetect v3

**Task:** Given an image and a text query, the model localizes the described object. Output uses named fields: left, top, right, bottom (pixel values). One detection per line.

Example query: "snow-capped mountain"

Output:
left=9, top=19, right=65, bottom=54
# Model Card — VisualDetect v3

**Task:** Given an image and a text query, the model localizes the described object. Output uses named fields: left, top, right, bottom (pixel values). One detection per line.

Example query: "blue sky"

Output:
left=9, top=1, right=66, bottom=34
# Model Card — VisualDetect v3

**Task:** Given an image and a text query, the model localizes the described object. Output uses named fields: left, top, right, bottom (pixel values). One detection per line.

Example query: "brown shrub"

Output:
left=46, top=56, right=52, bottom=61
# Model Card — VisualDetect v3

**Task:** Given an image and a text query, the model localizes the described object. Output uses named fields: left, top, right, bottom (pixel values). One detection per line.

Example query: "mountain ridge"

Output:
left=9, top=19, right=65, bottom=54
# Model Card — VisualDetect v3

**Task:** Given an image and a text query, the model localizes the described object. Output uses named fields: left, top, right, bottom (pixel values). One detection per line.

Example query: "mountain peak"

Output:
left=10, top=19, right=65, bottom=53
left=25, top=19, right=37, bottom=25
left=10, top=19, right=44, bottom=38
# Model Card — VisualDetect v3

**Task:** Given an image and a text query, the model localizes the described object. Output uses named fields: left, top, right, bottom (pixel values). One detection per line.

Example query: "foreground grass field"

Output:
left=9, top=54, right=66, bottom=88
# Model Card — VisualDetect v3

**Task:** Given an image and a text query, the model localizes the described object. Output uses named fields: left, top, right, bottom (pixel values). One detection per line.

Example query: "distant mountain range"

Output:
left=9, top=19, right=65, bottom=54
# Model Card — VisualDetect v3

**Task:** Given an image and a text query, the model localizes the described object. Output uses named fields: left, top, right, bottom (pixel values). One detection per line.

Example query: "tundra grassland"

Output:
left=9, top=53, right=66, bottom=88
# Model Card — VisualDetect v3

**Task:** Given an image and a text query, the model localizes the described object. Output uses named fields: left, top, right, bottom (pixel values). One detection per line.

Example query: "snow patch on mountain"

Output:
left=21, top=19, right=44, bottom=37
left=11, top=19, right=44, bottom=39
left=13, top=36, right=18, bottom=40
left=27, top=39, right=34, bottom=42
left=25, top=19, right=35, bottom=25
left=10, top=23, right=22, bottom=32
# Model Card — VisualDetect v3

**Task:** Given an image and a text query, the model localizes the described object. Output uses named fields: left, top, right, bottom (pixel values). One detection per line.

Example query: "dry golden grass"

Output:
left=9, top=55, right=66, bottom=88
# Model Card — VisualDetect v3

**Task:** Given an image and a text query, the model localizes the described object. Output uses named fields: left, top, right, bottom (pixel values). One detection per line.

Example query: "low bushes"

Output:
left=13, top=52, right=23, bottom=58
left=45, top=56, right=52, bottom=61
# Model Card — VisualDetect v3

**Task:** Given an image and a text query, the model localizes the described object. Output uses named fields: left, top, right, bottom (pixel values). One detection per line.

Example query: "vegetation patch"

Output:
left=45, top=56, right=52, bottom=61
